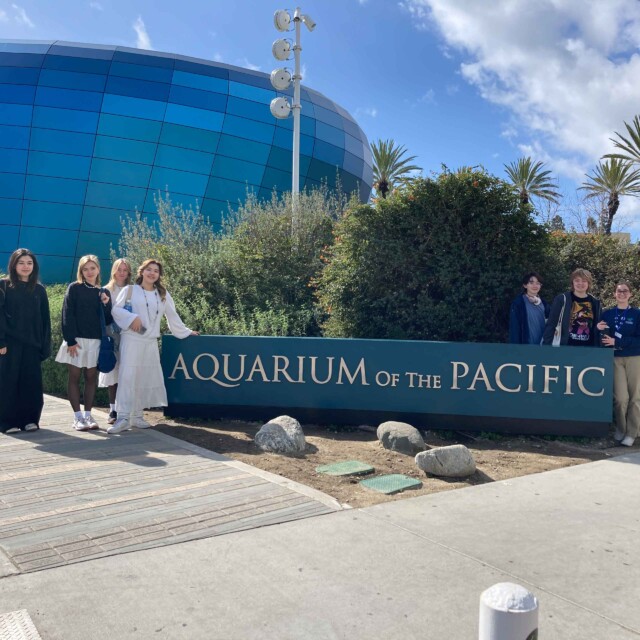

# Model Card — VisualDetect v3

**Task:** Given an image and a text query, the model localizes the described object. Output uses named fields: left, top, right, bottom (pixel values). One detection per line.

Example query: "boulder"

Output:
left=377, top=421, right=426, bottom=455
left=255, top=415, right=306, bottom=454
left=415, top=444, right=476, bottom=478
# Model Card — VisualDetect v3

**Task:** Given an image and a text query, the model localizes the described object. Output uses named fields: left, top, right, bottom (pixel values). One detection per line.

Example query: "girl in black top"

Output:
left=55, top=255, right=112, bottom=431
left=0, top=248, right=51, bottom=433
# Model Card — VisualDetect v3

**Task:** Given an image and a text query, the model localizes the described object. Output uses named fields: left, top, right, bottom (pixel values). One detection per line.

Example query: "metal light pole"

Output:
left=270, top=8, right=316, bottom=235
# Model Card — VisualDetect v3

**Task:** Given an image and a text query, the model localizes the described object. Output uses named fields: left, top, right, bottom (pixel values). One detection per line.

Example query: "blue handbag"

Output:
left=97, top=288, right=117, bottom=374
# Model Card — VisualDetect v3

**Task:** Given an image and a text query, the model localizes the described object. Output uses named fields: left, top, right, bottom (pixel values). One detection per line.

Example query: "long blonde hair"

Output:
left=76, top=255, right=101, bottom=285
left=135, top=259, right=167, bottom=301
left=106, top=258, right=132, bottom=292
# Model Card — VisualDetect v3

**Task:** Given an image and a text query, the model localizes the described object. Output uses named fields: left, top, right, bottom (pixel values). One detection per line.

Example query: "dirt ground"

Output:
left=148, top=411, right=625, bottom=508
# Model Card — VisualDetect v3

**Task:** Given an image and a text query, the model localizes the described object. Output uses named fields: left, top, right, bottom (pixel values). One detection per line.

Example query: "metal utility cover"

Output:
left=316, top=461, right=375, bottom=476
left=359, top=474, right=422, bottom=494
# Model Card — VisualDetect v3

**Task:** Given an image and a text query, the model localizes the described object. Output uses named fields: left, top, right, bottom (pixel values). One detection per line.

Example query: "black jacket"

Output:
left=542, top=292, right=602, bottom=346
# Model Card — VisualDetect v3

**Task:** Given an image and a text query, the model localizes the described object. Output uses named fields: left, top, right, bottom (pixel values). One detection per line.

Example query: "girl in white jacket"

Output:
left=107, top=259, right=198, bottom=434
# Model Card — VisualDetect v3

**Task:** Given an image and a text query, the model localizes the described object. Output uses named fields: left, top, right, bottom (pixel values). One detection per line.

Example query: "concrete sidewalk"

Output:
left=1, top=397, right=639, bottom=638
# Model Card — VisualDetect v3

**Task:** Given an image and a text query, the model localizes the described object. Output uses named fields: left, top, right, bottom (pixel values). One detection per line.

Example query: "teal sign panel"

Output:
left=161, top=336, right=614, bottom=436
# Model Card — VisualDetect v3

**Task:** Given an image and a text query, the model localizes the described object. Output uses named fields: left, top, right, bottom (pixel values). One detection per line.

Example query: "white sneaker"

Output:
left=613, top=428, right=624, bottom=441
left=131, top=417, right=151, bottom=429
left=84, top=415, right=99, bottom=430
left=621, top=436, right=635, bottom=447
left=107, top=418, right=131, bottom=434
left=73, top=418, right=89, bottom=431
left=24, top=423, right=38, bottom=432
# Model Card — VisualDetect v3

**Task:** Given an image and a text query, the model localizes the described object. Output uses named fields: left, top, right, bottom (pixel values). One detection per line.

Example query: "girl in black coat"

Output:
left=0, top=249, right=51, bottom=433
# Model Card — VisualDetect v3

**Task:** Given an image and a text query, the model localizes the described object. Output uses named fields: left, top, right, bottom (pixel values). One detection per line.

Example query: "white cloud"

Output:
left=401, top=0, right=640, bottom=181
left=133, top=15, right=152, bottom=50
left=89, top=1, right=103, bottom=10
left=213, top=52, right=223, bottom=62
left=418, top=88, right=436, bottom=104
left=12, top=4, right=34, bottom=28
left=237, top=57, right=261, bottom=71
left=0, top=10, right=8, bottom=21
left=355, top=106, right=378, bottom=118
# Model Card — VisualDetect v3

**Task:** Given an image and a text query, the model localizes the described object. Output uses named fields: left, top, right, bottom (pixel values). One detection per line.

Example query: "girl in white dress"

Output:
left=98, top=258, right=132, bottom=425
left=107, top=259, right=198, bottom=434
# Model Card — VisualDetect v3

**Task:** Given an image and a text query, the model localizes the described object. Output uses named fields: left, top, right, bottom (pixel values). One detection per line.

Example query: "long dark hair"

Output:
left=6, top=248, right=40, bottom=292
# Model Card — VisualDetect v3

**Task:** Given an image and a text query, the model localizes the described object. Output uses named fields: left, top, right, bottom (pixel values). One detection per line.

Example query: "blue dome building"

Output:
left=0, top=40, right=373, bottom=282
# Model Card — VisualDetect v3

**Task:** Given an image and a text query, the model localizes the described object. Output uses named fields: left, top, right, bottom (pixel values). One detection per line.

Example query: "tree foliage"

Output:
left=504, top=157, right=561, bottom=206
left=606, top=115, right=640, bottom=165
left=317, top=167, right=556, bottom=342
left=370, top=138, right=421, bottom=199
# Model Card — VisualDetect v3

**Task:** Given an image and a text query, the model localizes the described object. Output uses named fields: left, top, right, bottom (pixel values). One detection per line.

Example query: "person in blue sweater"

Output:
left=509, top=272, right=550, bottom=344
left=597, top=281, right=640, bottom=447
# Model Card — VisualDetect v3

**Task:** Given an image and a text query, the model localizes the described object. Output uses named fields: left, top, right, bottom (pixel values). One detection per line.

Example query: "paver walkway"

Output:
left=0, top=396, right=340, bottom=574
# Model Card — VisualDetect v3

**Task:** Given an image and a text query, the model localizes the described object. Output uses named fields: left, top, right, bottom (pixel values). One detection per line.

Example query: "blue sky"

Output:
left=3, top=0, right=640, bottom=234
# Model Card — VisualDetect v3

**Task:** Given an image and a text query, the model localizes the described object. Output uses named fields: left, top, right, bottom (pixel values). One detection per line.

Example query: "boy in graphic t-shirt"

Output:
left=542, top=268, right=602, bottom=346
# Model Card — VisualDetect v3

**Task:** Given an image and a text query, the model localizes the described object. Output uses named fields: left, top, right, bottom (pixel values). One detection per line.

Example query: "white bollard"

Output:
left=479, top=582, right=539, bottom=640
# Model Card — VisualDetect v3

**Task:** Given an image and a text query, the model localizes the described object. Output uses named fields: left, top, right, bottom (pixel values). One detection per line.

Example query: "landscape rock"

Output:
left=415, top=444, right=476, bottom=477
left=377, top=421, right=426, bottom=455
left=255, top=415, right=306, bottom=454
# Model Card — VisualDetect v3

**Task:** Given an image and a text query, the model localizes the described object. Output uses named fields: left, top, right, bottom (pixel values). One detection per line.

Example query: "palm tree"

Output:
left=371, top=139, right=421, bottom=198
left=579, top=158, right=640, bottom=235
left=605, top=115, right=640, bottom=164
left=504, top=157, right=561, bottom=206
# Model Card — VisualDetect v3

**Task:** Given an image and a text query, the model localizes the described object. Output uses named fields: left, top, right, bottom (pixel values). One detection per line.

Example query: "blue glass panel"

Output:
left=0, top=42, right=50, bottom=54
left=266, top=145, right=291, bottom=169
left=94, top=135, right=156, bottom=165
left=315, top=121, right=345, bottom=147
left=149, top=166, right=208, bottom=195
left=80, top=206, right=131, bottom=233
left=199, top=198, right=226, bottom=225
left=222, top=114, right=274, bottom=145
left=27, top=150, right=90, bottom=180
left=363, top=143, right=373, bottom=166
left=343, top=151, right=365, bottom=180
left=211, top=155, right=265, bottom=186
left=155, top=144, right=214, bottom=174
left=142, top=190, right=200, bottom=214
left=0, top=172, right=25, bottom=198
left=307, top=158, right=338, bottom=187
left=97, top=113, right=162, bottom=142
left=313, top=139, right=344, bottom=166
left=164, top=103, right=224, bottom=132
left=226, top=96, right=272, bottom=125
left=342, top=118, right=362, bottom=140
left=0, top=225, right=19, bottom=252
left=42, top=54, right=111, bottom=75
left=0, top=148, right=26, bottom=173
left=22, top=200, right=83, bottom=229
left=272, top=128, right=314, bottom=156
left=32, top=105, right=99, bottom=133
left=38, top=68, right=107, bottom=92
left=30, top=128, right=95, bottom=156
left=0, top=53, right=44, bottom=68
left=49, top=43, right=115, bottom=60
left=37, top=255, right=74, bottom=284
left=159, top=123, right=219, bottom=152
left=0, top=124, right=29, bottom=149
left=339, top=170, right=362, bottom=198
left=76, top=231, right=117, bottom=260
left=300, top=99, right=315, bottom=117
left=0, top=198, right=22, bottom=224
left=301, top=115, right=315, bottom=137
left=172, top=70, right=228, bottom=94
left=90, top=157, right=152, bottom=188
left=204, top=176, right=252, bottom=203
left=112, top=49, right=174, bottom=69
left=312, top=104, right=344, bottom=129
left=299, top=154, right=312, bottom=177
left=85, top=181, right=146, bottom=210
left=110, top=61, right=173, bottom=84
left=216, top=134, right=271, bottom=165
left=258, top=186, right=278, bottom=201
left=261, top=166, right=291, bottom=192
left=228, top=81, right=274, bottom=105
left=105, top=76, right=170, bottom=102
left=306, top=90, right=336, bottom=110
left=173, top=59, right=228, bottom=80
left=0, top=67, right=39, bottom=84
left=168, top=84, right=227, bottom=113
left=0, top=102, right=32, bottom=126
left=344, top=133, right=365, bottom=160
left=35, top=86, right=103, bottom=112
left=25, top=174, right=86, bottom=204
left=102, top=93, right=166, bottom=121
left=19, top=226, right=78, bottom=256
left=0, top=83, right=35, bottom=104
left=228, top=71, right=272, bottom=91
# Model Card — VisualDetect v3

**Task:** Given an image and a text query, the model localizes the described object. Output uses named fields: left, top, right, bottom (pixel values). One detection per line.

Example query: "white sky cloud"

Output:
left=133, top=15, right=152, bottom=50
left=355, top=106, right=378, bottom=118
left=237, top=57, right=260, bottom=71
left=89, top=2, right=103, bottom=10
left=11, top=4, right=34, bottom=28
left=213, top=52, right=223, bottom=63
left=401, top=0, right=640, bottom=182
left=0, top=10, right=7, bottom=21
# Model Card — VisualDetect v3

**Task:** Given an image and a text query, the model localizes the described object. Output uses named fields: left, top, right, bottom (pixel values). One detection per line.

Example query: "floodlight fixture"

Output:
left=274, top=9, right=291, bottom=32
left=272, top=38, right=292, bottom=61
left=270, top=97, right=292, bottom=119
left=299, top=13, right=316, bottom=32
left=270, top=68, right=292, bottom=91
